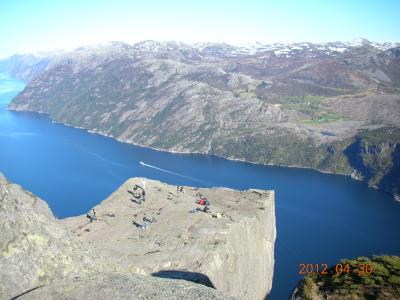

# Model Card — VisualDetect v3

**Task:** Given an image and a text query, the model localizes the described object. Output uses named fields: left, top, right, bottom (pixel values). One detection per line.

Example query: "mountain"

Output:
left=0, top=53, right=54, bottom=82
left=7, top=39, right=400, bottom=199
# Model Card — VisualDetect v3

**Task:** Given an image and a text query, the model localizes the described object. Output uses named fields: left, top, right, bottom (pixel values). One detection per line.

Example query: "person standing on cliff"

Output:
left=142, top=189, right=146, bottom=202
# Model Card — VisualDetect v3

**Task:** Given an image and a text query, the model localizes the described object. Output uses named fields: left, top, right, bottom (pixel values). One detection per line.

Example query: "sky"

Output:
left=0, top=0, right=400, bottom=57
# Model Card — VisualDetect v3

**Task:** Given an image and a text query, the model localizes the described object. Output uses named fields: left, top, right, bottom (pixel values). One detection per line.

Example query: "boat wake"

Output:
left=139, top=161, right=209, bottom=185
left=0, top=132, right=40, bottom=137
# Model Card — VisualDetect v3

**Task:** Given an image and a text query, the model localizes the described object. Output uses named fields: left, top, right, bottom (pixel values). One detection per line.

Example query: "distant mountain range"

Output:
left=2, top=38, right=399, bottom=81
left=3, top=39, right=400, bottom=199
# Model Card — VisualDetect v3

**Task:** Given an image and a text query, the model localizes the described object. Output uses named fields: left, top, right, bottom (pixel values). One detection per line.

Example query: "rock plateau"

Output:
left=0, top=173, right=276, bottom=300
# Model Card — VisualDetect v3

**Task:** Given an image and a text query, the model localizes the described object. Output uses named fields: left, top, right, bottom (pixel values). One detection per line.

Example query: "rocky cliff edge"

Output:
left=1, top=174, right=276, bottom=299
left=0, top=173, right=239, bottom=300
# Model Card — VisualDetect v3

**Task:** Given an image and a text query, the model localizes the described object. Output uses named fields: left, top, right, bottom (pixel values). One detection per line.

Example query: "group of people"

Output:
left=86, top=209, right=97, bottom=223
left=132, top=184, right=146, bottom=204
left=135, top=184, right=216, bottom=230
left=197, top=195, right=210, bottom=207
left=191, top=192, right=211, bottom=213
left=131, top=182, right=155, bottom=229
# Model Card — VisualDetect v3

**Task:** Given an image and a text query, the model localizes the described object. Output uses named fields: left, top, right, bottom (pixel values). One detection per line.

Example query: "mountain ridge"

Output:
left=5, top=39, right=400, bottom=200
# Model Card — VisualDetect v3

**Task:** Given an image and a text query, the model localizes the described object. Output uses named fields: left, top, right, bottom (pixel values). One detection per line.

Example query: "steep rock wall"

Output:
left=205, top=191, right=276, bottom=299
left=0, top=174, right=103, bottom=299
left=62, top=179, right=276, bottom=300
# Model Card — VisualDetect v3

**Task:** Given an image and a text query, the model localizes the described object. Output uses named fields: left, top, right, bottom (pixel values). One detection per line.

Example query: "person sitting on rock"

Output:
left=86, top=211, right=94, bottom=223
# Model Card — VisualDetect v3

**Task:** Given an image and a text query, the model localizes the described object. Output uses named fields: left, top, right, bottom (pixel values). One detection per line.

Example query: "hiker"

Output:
left=204, top=198, right=210, bottom=207
left=177, top=186, right=180, bottom=193
left=86, top=213, right=93, bottom=223
left=142, top=189, right=146, bottom=201
left=141, top=215, right=150, bottom=229
left=92, top=209, right=97, bottom=221
left=141, top=217, right=149, bottom=229
left=180, top=186, right=184, bottom=193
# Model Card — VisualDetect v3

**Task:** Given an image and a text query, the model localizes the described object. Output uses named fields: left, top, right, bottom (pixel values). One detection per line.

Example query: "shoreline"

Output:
left=7, top=106, right=399, bottom=201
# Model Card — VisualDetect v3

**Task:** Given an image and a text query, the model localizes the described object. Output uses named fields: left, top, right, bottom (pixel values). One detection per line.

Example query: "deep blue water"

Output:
left=1, top=72, right=399, bottom=299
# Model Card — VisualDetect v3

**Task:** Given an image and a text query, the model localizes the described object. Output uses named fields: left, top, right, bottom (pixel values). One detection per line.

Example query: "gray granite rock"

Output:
left=0, top=174, right=238, bottom=300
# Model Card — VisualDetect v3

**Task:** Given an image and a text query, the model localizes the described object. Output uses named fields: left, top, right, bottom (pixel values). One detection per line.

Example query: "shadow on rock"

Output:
left=343, top=137, right=372, bottom=181
left=151, top=270, right=215, bottom=288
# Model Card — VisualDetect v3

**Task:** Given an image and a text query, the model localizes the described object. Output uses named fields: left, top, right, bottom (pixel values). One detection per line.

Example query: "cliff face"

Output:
left=61, top=178, right=276, bottom=300
left=0, top=173, right=103, bottom=299
left=8, top=41, right=400, bottom=199
left=205, top=196, right=275, bottom=299
left=0, top=53, right=51, bottom=82
left=0, top=173, right=239, bottom=300
left=343, top=127, right=400, bottom=199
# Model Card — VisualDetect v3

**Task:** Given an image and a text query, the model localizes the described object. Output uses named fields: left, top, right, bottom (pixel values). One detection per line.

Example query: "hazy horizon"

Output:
left=1, top=0, right=400, bottom=58
left=2, top=37, right=400, bottom=60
